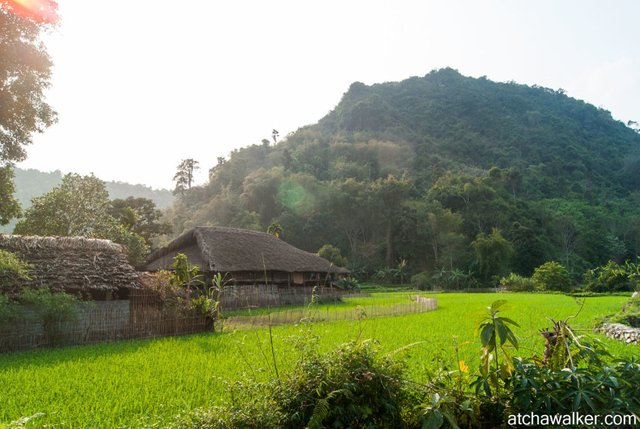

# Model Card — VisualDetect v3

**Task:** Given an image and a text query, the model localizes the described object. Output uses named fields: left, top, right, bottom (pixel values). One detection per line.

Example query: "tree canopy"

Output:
left=0, top=2, right=57, bottom=224
left=14, top=174, right=151, bottom=267
left=162, top=69, right=640, bottom=285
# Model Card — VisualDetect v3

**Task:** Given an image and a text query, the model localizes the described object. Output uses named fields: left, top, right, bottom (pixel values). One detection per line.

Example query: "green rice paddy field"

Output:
left=0, top=293, right=636, bottom=428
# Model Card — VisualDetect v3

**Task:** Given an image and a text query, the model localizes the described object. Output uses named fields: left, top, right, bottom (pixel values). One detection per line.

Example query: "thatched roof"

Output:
left=147, top=227, right=349, bottom=274
left=0, top=234, right=140, bottom=295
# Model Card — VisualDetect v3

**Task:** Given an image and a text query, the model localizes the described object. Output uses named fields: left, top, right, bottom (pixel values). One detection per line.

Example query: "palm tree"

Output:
left=267, top=222, right=283, bottom=238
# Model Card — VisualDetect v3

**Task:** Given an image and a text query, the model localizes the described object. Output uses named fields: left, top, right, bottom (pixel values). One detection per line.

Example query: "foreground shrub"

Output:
left=173, top=302, right=640, bottom=428
left=172, top=339, right=411, bottom=429
left=509, top=359, right=640, bottom=416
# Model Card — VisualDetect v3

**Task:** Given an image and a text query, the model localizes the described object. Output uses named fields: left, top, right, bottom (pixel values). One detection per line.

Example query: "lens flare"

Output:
left=277, top=181, right=315, bottom=214
left=3, top=0, right=58, bottom=23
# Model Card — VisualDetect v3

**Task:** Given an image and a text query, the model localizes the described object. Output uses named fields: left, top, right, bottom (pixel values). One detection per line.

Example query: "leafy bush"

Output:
left=172, top=300, right=640, bottom=428
left=585, top=260, right=639, bottom=293
left=373, top=266, right=399, bottom=284
left=0, top=250, right=31, bottom=295
left=0, top=294, right=20, bottom=326
left=142, top=256, right=220, bottom=330
left=336, top=276, right=360, bottom=290
left=532, top=261, right=571, bottom=291
left=173, top=339, right=411, bottom=429
left=345, top=261, right=373, bottom=282
left=171, top=253, right=204, bottom=290
left=509, top=359, right=640, bottom=416
left=411, top=271, right=431, bottom=290
left=317, top=244, right=347, bottom=267
left=106, top=223, right=149, bottom=269
left=20, top=289, right=79, bottom=346
left=499, top=273, right=535, bottom=292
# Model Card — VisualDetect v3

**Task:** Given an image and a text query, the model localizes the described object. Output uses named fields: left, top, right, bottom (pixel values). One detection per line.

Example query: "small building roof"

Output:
left=147, top=226, right=349, bottom=274
left=0, top=234, right=140, bottom=296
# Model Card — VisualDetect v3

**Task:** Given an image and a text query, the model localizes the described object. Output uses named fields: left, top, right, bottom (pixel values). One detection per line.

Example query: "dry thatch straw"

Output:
left=0, top=234, right=140, bottom=297
left=146, top=226, right=349, bottom=274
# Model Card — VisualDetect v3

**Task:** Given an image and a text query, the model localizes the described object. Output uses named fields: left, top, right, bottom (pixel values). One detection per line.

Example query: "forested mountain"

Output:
left=0, top=168, right=173, bottom=234
left=166, top=68, right=640, bottom=283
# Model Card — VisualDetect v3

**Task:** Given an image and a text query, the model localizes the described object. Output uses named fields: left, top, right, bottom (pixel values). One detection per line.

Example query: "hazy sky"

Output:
left=18, top=0, right=640, bottom=190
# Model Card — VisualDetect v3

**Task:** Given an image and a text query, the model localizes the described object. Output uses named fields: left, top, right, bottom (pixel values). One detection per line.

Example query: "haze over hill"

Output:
left=165, top=69, right=640, bottom=280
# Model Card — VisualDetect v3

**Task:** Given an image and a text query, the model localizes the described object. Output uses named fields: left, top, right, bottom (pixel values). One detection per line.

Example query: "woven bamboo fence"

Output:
left=223, top=295, right=437, bottom=330
left=0, top=289, right=210, bottom=353
left=219, top=284, right=344, bottom=309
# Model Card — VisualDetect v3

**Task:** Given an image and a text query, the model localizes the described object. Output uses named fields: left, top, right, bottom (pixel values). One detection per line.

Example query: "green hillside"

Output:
left=318, top=68, right=639, bottom=195
left=166, top=69, right=640, bottom=283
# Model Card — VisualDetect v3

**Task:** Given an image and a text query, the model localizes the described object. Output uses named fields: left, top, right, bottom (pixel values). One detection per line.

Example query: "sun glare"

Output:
left=3, top=0, right=58, bottom=23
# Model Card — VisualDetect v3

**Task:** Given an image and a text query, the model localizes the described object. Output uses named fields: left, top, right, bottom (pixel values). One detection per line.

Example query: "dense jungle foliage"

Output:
left=166, top=68, right=640, bottom=285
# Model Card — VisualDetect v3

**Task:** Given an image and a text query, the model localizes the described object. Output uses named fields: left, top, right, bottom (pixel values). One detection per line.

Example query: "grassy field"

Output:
left=0, top=293, right=635, bottom=428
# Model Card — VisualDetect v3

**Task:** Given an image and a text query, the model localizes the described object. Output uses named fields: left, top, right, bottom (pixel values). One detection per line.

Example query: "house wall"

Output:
left=293, top=272, right=304, bottom=285
left=214, top=271, right=337, bottom=287
left=219, top=270, right=293, bottom=286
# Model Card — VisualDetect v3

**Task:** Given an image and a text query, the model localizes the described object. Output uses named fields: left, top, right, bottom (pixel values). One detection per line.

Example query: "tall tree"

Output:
left=371, top=175, right=412, bottom=266
left=417, top=202, right=466, bottom=270
left=0, top=166, right=20, bottom=224
left=14, top=174, right=148, bottom=266
left=15, top=173, right=113, bottom=237
left=109, top=197, right=171, bottom=247
left=471, top=228, right=513, bottom=283
left=266, top=221, right=283, bottom=238
left=0, top=2, right=58, bottom=224
left=173, top=158, right=199, bottom=195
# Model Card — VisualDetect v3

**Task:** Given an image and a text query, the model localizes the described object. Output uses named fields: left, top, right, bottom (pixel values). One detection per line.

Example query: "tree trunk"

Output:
left=385, top=221, right=393, bottom=266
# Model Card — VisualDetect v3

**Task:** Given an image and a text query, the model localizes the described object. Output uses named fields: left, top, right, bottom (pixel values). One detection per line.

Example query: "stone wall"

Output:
left=598, top=323, right=640, bottom=344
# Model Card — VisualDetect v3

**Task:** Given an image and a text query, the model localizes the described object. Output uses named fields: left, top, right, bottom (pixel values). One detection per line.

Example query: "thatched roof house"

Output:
left=147, top=227, right=348, bottom=286
left=0, top=234, right=139, bottom=298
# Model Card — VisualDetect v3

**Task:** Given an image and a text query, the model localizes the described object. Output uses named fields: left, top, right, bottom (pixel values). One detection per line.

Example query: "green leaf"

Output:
left=582, top=393, right=596, bottom=412
left=499, top=316, right=520, bottom=327
left=490, top=300, right=508, bottom=311
left=480, top=324, right=494, bottom=347
left=443, top=411, right=461, bottom=429
left=506, top=329, right=519, bottom=349
left=422, top=410, right=444, bottom=429
left=572, top=393, right=581, bottom=411
left=496, top=322, right=508, bottom=345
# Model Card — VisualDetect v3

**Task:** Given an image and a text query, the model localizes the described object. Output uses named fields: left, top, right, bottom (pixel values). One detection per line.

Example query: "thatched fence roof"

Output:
left=147, top=226, right=349, bottom=274
left=0, top=234, right=140, bottom=296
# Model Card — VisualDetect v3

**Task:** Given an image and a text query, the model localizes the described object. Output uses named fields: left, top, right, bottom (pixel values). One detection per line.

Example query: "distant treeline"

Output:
left=1, top=168, right=173, bottom=234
